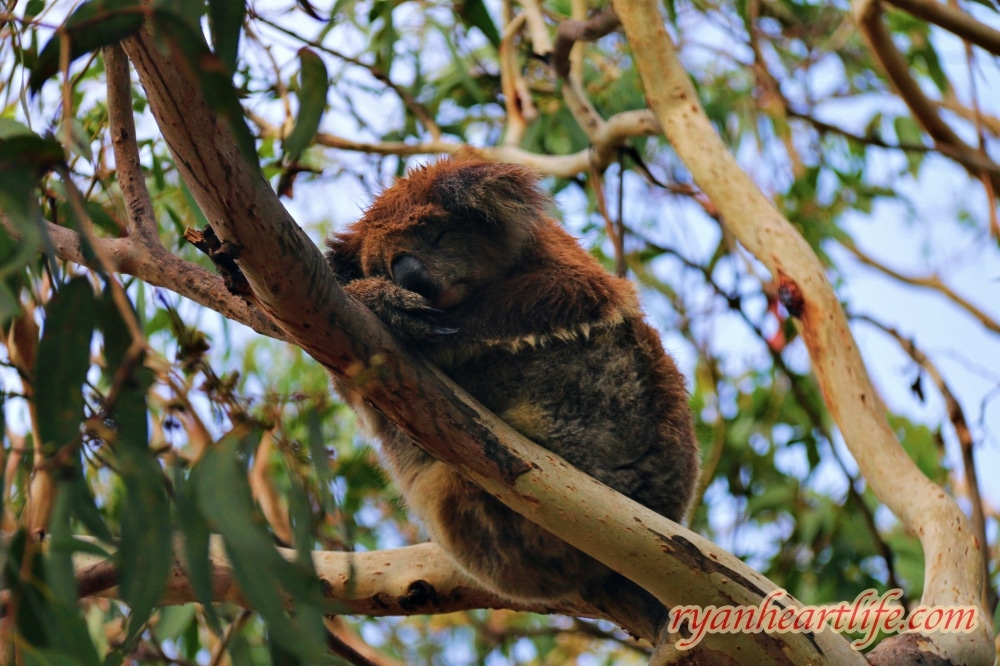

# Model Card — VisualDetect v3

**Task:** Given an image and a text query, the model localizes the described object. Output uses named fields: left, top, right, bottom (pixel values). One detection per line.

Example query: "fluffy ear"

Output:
left=431, top=160, right=551, bottom=237
left=325, top=228, right=365, bottom=283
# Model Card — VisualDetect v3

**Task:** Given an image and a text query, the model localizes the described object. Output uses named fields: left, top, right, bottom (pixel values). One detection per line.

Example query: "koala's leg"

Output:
left=403, top=461, right=610, bottom=601
left=585, top=572, right=668, bottom=645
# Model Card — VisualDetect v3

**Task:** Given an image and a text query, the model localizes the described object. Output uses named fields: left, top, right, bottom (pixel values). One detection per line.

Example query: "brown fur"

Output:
left=326, top=157, right=699, bottom=628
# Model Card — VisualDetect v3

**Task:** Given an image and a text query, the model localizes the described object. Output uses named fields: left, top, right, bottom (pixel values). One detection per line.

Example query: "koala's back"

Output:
left=430, top=319, right=697, bottom=524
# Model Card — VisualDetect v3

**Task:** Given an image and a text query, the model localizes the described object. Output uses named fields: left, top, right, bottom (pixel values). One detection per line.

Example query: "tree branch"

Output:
left=842, top=241, right=1000, bottom=336
left=885, top=0, right=1000, bottom=57
left=787, top=107, right=1000, bottom=178
left=106, top=43, right=159, bottom=243
left=0, top=215, right=285, bottom=340
left=853, top=0, right=1000, bottom=194
left=552, top=6, right=620, bottom=79
left=249, top=109, right=659, bottom=178
left=499, top=12, right=535, bottom=147
left=613, top=1, right=992, bottom=663
left=69, top=536, right=573, bottom=618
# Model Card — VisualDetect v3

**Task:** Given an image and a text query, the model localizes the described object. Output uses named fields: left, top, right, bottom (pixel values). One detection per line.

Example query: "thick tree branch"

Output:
left=613, top=1, right=992, bottom=663
left=120, top=22, right=863, bottom=661
left=70, top=536, right=577, bottom=620
left=106, top=43, right=159, bottom=243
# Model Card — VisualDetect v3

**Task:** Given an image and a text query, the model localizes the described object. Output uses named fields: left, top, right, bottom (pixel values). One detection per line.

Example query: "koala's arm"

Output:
left=326, top=237, right=453, bottom=341
left=341, top=276, right=456, bottom=340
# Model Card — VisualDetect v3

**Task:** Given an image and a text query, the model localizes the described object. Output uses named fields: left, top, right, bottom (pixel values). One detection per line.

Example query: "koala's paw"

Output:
left=345, top=278, right=458, bottom=341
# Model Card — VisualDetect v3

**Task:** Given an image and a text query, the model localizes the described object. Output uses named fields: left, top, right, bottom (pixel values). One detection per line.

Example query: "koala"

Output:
left=326, top=157, right=699, bottom=630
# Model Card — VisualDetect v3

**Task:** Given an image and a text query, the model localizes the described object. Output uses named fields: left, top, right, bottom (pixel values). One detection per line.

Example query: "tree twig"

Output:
left=842, top=241, right=1000, bottom=335
left=499, top=13, right=533, bottom=147
left=552, top=6, right=619, bottom=79
left=249, top=108, right=659, bottom=177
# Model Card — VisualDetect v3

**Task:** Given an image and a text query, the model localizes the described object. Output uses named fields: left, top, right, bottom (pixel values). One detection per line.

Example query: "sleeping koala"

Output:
left=326, top=156, right=699, bottom=629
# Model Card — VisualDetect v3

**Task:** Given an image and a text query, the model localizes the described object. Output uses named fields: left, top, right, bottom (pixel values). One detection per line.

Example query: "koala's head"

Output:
left=338, top=157, right=551, bottom=309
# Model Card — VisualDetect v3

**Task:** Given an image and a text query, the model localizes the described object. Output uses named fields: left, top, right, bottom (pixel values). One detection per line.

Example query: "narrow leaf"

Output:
left=282, top=48, right=328, bottom=162
left=456, top=0, right=500, bottom=48
left=208, top=0, right=246, bottom=76
left=150, top=8, right=258, bottom=164
left=191, top=431, right=329, bottom=662
left=175, top=474, right=222, bottom=634
left=36, top=277, right=96, bottom=457
left=29, top=0, right=145, bottom=93
left=97, top=288, right=171, bottom=646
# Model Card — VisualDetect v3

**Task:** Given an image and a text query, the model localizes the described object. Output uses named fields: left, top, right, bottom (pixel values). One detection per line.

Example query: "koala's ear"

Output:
left=431, top=160, right=551, bottom=235
left=325, top=229, right=365, bottom=283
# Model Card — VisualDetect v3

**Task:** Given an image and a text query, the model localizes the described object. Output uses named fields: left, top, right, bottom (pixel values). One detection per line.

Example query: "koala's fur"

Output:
left=326, top=157, right=699, bottom=619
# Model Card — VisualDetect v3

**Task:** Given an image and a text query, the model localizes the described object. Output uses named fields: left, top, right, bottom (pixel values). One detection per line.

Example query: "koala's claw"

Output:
left=430, top=327, right=460, bottom=336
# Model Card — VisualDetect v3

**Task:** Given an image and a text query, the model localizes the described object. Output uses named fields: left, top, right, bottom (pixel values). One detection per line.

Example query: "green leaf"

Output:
left=175, top=470, right=222, bottom=634
left=97, top=287, right=171, bottom=646
left=191, top=431, right=329, bottom=662
left=892, top=116, right=925, bottom=176
left=66, top=471, right=114, bottom=543
left=150, top=8, right=257, bottom=165
left=36, top=277, right=97, bottom=457
left=46, top=484, right=79, bottom=606
left=305, top=406, right=335, bottom=513
left=0, top=137, right=63, bottom=278
left=25, top=0, right=45, bottom=18
left=0, top=118, right=37, bottom=139
left=153, top=0, right=205, bottom=29
left=370, top=0, right=396, bottom=73
left=29, top=0, right=145, bottom=93
left=62, top=117, right=94, bottom=162
left=83, top=201, right=122, bottom=236
left=208, top=0, right=246, bottom=76
left=456, top=0, right=500, bottom=49
left=282, top=48, right=328, bottom=163
left=155, top=604, right=198, bottom=641
left=2, top=529, right=101, bottom=663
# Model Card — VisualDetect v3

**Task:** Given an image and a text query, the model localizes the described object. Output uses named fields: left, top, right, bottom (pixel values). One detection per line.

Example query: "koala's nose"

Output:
left=391, top=255, right=439, bottom=300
